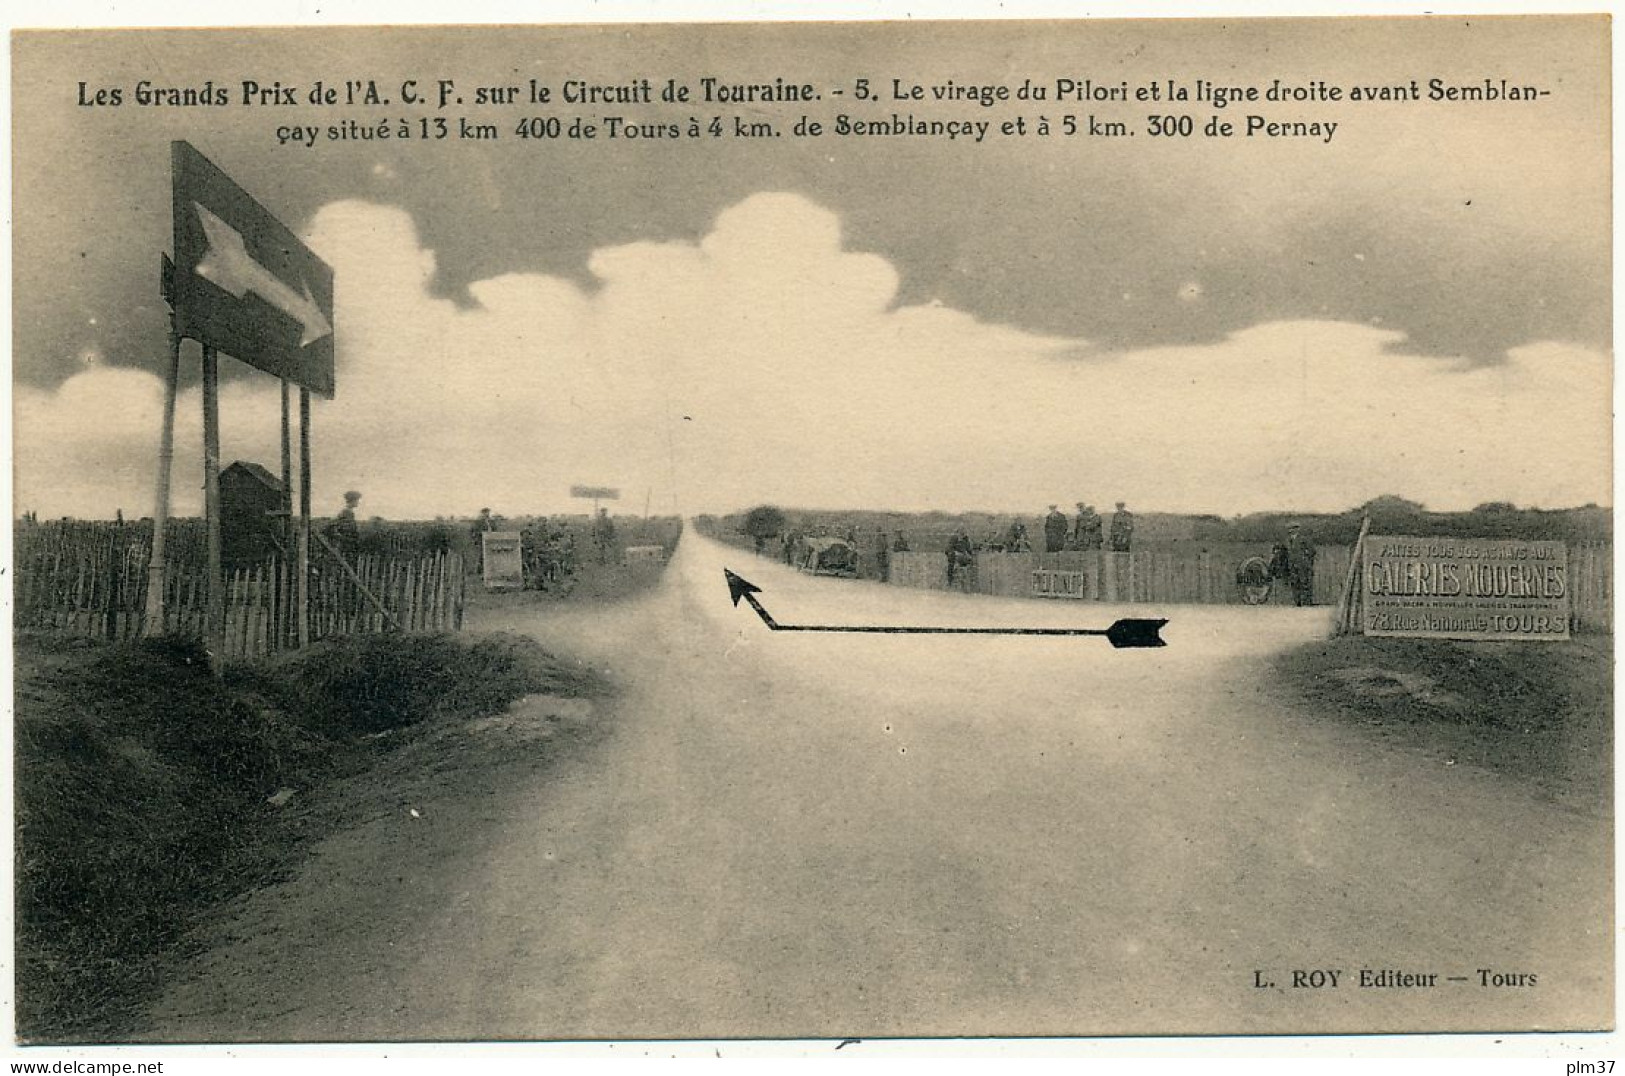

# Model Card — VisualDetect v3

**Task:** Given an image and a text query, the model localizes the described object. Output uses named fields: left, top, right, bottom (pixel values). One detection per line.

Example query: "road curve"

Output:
left=148, top=529, right=1611, bottom=1040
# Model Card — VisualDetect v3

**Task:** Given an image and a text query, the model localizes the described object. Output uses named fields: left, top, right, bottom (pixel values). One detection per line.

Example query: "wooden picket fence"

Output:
left=1568, top=542, right=1613, bottom=633
left=15, top=521, right=165, bottom=642
left=15, top=520, right=466, bottom=659
left=306, top=551, right=467, bottom=644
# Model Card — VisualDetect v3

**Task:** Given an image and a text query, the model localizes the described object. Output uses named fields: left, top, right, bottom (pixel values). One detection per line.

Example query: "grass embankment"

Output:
left=15, top=631, right=608, bottom=1043
left=1274, top=634, right=1611, bottom=813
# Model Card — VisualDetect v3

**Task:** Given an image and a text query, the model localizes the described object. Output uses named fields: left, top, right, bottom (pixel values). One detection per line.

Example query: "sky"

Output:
left=10, top=17, right=1612, bottom=520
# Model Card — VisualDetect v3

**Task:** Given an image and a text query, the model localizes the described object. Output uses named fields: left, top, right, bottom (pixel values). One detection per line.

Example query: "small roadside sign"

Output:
left=623, top=544, right=665, bottom=565
left=170, top=140, right=335, bottom=397
left=482, top=531, right=524, bottom=589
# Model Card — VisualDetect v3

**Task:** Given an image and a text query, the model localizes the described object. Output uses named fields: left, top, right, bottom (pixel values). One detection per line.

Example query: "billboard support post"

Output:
left=298, top=387, right=311, bottom=648
left=280, top=379, right=293, bottom=648
left=141, top=320, right=182, bottom=636
left=202, top=344, right=224, bottom=672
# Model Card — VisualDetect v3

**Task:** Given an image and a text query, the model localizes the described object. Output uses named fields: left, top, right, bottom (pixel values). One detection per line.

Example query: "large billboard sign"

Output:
left=171, top=140, right=335, bottom=397
left=1363, top=535, right=1570, bottom=640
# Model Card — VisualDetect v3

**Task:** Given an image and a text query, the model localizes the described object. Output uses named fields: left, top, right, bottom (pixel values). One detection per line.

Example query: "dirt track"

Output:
left=143, top=531, right=1611, bottom=1041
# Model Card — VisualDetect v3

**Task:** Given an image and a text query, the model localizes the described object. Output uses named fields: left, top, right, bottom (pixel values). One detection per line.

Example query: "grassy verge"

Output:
left=1272, top=633, right=1611, bottom=813
left=14, top=630, right=608, bottom=1043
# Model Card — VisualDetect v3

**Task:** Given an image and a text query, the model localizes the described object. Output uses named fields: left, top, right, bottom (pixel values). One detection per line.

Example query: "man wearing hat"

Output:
left=1042, top=504, right=1069, bottom=553
left=945, top=526, right=975, bottom=588
left=1073, top=502, right=1103, bottom=551
left=1108, top=501, right=1135, bottom=552
left=1286, top=522, right=1317, bottom=606
left=325, top=489, right=362, bottom=562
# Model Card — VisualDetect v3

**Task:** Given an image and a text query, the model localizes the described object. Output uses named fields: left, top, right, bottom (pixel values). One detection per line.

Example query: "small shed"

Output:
left=221, top=461, right=285, bottom=566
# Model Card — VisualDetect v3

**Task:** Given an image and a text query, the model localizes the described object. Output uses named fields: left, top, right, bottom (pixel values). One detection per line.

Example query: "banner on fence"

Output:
left=1362, top=535, right=1571, bottom=641
left=1032, top=569, right=1089, bottom=599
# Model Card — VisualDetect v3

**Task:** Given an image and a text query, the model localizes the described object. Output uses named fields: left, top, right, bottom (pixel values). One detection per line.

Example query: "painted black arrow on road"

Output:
left=724, top=569, right=1168, bottom=648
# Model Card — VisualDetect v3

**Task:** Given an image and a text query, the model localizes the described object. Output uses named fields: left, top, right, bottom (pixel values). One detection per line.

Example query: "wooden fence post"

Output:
left=455, top=555, right=466, bottom=631
left=102, top=527, right=120, bottom=641
left=1331, top=516, right=1371, bottom=637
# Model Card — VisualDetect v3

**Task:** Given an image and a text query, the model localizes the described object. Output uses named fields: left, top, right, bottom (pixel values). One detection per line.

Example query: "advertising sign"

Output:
left=481, top=531, right=525, bottom=589
left=1363, top=535, right=1570, bottom=640
left=1032, top=569, right=1089, bottom=599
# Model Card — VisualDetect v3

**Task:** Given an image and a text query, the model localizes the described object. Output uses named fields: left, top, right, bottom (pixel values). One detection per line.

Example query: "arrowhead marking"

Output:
left=723, top=568, right=761, bottom=607
left=722, top=569, right=1163, bottom=646
left=193, top=202, right=332, bottom=348
left=295, top=281, right=332, bottom=347
left=1104, top=618, right=1168, bottom=649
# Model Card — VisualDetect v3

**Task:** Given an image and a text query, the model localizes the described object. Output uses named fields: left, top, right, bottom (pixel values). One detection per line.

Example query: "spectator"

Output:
left=1043, top=504, right=1069, bottom=553
left=1109, top=501, right=1135, bottom=552
left=1286, top=522, right=1317, bottom=606
left=559, top=530, right=577, bottom=577
left=593, top=507, right=616, bottom=564
left=1004, top=520, right=1032, bottom=552
left=1267, top=539, right=1291, bottom=584
left=945, top=527, right=975, bottom=588
left=325, top=490, right=362, bottom=561
left=891, top=530, right=910, bottom=553
left=1073, top=502, right=1103, bottom=551
left=520, top=524, right=539, bottom=589
left=533, top=520, right=562, bottom=590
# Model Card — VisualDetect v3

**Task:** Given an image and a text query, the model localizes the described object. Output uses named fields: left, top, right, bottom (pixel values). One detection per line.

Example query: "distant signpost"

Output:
left=571, top=485, right=621, bottom=515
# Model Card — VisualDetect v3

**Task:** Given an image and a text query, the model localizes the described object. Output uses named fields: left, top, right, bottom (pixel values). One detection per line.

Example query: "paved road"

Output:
left=151, top=530, right=1611, bottom=1040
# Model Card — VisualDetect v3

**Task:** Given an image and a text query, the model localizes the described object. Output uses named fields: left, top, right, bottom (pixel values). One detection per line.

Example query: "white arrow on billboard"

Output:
left=193, top=202, right=332, bottom=347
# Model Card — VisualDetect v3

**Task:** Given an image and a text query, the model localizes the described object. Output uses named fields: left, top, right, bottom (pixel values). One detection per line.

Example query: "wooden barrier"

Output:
left=885, top=540, right=1612, bottom=632
left=889, top=551, right=948, bottom=590
left=975, top=552, right=1035, bottom=596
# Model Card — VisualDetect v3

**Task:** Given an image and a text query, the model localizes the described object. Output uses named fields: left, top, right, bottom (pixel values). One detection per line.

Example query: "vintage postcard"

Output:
left=8, top=14, right=1612, bottom=1047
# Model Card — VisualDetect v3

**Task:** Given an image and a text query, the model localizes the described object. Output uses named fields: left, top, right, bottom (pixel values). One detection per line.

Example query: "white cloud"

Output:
left=13, top=193, right=1612, bottom=520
